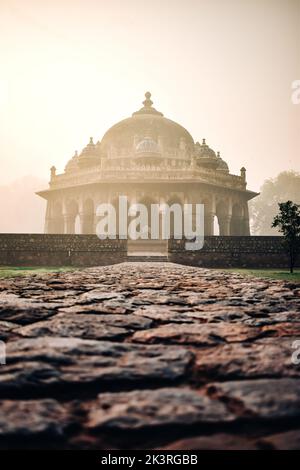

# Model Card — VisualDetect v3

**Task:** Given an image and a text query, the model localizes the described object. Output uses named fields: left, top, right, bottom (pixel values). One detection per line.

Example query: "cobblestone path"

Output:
left=0, top=262, right=300, bottom=449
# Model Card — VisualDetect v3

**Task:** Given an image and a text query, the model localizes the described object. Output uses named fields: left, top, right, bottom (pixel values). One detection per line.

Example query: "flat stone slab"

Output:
left=0, top=399, right=72, bottom=439
left=16, top=316, right=128, bottom=340
left=0, top=262, right=299, bottom=449
left=162, top=430, right=300, bottom=450
left=0, top=293, right=59, bottom=325
left=259, top=430, right=300, bottom=450
left=16, top=313, right=152, bottom=340
left=132, top=322, right=265, bottom=345
left=195, top=338, right=300, bottom=379
left=85, top=387, right=235, bottom=431
left=0, top=320, right=19, bottom=340
left=0, top=336, right=193, bottom=392
left=134, top=304, right=250, bottom=323
left=206, top=378, right=300, bottom=419
left=162, top=433, right=261, bottom=450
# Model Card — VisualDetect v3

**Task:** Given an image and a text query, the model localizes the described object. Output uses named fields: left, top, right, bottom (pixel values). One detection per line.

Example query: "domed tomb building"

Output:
left=38, top=92, right=257, bottom=248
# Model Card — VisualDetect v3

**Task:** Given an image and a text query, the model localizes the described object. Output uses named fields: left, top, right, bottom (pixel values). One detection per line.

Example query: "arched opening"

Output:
left=81, top=199, right=94, bottom=234
left=134, top=196, right=156, bottom=238
left=127, top=196, right=167, bottom=257
left=65, top=200, right=79, bottom=234
left=213, top=215, right=219, bottom=236
left=74, top=215, right=81, bottom=234
left=50, top=202, right=64, bottom=233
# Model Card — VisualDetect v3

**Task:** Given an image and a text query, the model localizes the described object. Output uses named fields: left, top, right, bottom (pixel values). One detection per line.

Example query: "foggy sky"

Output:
left=0, top=0, right=299, bottom=192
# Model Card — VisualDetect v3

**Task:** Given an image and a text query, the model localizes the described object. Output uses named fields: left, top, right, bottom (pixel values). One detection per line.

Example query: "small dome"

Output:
left=80, top=137, right=96, bottom=156
left=194, top=139, right=219, bottom=169
left=135, top=137, right=161, bottom=155
left=65, top=151, right=79, bottom=173
left=216, top=160, right=229, bottom=172
left=196, top=139, right=217, bottom=159
left=216, top=152, right=229, bottom=173
left=77, top=137, right=100, bottom=168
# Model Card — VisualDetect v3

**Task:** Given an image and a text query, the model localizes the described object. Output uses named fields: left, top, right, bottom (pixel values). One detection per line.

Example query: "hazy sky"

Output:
left=0, top=0, right=299, bottom=192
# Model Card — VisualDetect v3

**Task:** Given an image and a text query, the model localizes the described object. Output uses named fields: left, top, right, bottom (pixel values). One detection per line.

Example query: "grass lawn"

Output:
left=1, top=266, right=299, bottom=282
left=222, top=268, right=300, bottom=282
left=0, top=266, right=79, bottom=278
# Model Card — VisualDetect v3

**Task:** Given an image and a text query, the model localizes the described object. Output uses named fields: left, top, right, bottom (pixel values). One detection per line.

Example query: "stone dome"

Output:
left=64, top=151, right=79, bottom=173
left=216, top=152, right=229, bottom=173
left=100, top=92, right=194, bottom=155
left=194, top=139, right=219, bottom=169
left=77, top=137, right=100, bottom=168
left=195, top=139, right=217, bottom=159
left=65, top=138, right=101, bottom=172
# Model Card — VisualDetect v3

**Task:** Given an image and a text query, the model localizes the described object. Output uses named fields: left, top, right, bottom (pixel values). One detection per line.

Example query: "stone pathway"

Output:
left=0, top=262, right=300, bottom=449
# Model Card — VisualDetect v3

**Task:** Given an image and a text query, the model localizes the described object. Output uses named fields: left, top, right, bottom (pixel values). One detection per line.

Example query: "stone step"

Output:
left=127, top=256, right=169, bottom=262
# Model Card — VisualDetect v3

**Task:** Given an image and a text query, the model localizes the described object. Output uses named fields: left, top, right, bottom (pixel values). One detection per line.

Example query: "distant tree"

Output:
left=250, top=171, right=300, bottom=235
left=272, top=201, right=300, bottom=273
left=0, top=176, right=47, bottom=233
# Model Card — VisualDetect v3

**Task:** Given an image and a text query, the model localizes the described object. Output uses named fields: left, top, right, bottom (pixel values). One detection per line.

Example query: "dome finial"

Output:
left=50, top=166, right=56, bottom=179
left=132, top=91, right=163, bottom=116
left=240, top=167, right=246, bottom=181
left=143, top=91, right=153, bottom=108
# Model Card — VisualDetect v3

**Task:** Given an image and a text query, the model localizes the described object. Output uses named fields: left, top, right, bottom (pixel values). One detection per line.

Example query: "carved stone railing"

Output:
left=49, top=166, right=246, bottom=191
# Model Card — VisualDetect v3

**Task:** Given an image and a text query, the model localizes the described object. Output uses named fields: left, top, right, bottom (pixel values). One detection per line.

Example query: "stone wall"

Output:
left=0, top=234, right=299, bottom=268
left=168, top=236, right=300, bottom=268
left=0, top=234, right=127, bottom=267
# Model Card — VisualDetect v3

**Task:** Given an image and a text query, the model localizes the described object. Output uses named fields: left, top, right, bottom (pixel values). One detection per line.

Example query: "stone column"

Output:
left=208, top=195, right=217, bottom=236
left=242, top=204, right=250, bottom=236
left=44, top=201, right=52, bottom=234
left=44, top=218, right=52, bottom=234
left=219, top=215, right=232, bottom=236
left=93, top=214, right=98, bottom=235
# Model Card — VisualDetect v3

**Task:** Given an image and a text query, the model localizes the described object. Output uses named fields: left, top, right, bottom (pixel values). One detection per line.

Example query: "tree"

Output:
left=250, top=171, right=300, bottom=235
left=272, top=201, right=300, bottom=273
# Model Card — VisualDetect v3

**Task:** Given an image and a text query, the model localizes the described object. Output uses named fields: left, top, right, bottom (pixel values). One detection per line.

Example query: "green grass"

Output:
left=221, top=268, right=300, bottom=282
left=0, top=266, right=78, bottom=278
left=1, top=266, right=299, bottom=282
